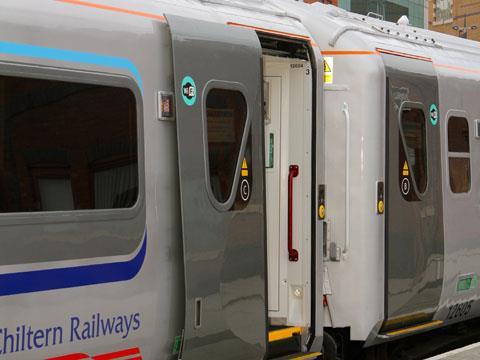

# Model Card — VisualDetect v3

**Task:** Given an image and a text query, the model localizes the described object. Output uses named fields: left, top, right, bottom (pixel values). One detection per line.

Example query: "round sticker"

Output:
left=240, top=179, right=250, bottom=202
left=401, top=178, right=411, bottom=196
left=430, top=104, right=439, bottom=126
left=181, top=76, right=197, bottom=106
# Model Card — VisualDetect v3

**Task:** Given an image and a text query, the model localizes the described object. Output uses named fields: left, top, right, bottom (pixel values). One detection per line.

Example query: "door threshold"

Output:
left=269, top=326, right=303, bottom=343
left=272, top=352, right=322, bottom=359
left=379, top=320, right=443, bottom=338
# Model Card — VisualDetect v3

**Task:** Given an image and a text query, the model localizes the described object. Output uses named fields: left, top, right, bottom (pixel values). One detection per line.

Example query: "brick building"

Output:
left=429, top=0, right=480, bottom=40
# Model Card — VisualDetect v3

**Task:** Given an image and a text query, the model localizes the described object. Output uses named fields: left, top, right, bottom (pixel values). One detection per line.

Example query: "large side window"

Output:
left=400, top=108, right=428, bottom=195
left=448, top=116, right=471, bottom=193
left=205, top=88, right=247, bottom=204
left=0, top=75, right=138, bottom=213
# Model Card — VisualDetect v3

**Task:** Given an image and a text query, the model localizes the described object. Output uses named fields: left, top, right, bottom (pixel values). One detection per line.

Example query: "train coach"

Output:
left=1, top=0, right=480, bottom=359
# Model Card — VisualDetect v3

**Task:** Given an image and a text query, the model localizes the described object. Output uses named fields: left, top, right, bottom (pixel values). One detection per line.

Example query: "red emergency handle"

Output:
left=288, top=165, right=299, bottom=262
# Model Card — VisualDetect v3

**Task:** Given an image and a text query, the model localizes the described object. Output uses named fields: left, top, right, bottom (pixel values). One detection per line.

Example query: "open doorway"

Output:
left=260, top=36, right=315, bottom=355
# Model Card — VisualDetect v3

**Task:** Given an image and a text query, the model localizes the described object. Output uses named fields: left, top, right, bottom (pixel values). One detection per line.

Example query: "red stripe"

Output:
left=46, top=354, right=90, bottom=360
left=321, top=50, right=379, bottom=56
left=376, top=48, right=432, bottom=62
left=227, top=22, right=311, bottom=42
left=92, top=347, right=140, bottom=360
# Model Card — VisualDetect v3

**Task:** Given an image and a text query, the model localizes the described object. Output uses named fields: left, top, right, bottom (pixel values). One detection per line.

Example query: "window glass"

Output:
left=449, top=158, right=471, bottom=193
left=448, top=117, right=470, bottom=152
left=434, top=0, right=452, bottom=23
left=0, top=75, right=138, bottom=212
left=448, top=117, right=471, bottom=193
left=206, top=89, right=247, bottom=203
left=401, top=108, right=428, bottom=194
left=38, top=178, right=74, bottom=211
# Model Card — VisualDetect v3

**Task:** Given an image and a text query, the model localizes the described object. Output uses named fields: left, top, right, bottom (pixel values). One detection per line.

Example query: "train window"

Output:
left=400, top=108, right=428, bottom=194
left=206, top=89, right=247, bottom=204
left=448, top=117, right=471, bottom=193
left=0, top=75, right=138, bottom=212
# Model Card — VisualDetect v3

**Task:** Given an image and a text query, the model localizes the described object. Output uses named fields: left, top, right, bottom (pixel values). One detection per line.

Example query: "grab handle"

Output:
left=342, top=103, right=351, bottom=257
left=288, top=165, right=299, bottom=262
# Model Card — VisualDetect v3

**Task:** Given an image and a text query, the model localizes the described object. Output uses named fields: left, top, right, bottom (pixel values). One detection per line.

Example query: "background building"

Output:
left=429, top=0, right=480, bottom=40
left=304, top=0, right=427, bottom=28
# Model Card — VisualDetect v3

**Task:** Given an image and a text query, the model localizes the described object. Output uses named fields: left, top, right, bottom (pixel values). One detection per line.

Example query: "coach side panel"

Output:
left=0, top=2, right=183, bottom=359
left=435, top=53, right=480, bottom=326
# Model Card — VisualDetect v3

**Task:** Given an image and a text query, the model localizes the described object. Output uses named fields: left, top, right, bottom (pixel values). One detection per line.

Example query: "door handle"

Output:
left=288, top=165, right=299, bottom=262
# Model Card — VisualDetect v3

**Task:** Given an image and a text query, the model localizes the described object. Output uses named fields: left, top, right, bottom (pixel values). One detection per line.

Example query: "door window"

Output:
left=400, top=108, right=428, bottom=195
left=448, top=116, right=471, bottom=193
left=205, top=88, right=247, bottom=204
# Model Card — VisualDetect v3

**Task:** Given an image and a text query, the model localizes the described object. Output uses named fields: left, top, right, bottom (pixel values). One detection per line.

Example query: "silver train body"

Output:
left=0, top=0, right=479, bottom=359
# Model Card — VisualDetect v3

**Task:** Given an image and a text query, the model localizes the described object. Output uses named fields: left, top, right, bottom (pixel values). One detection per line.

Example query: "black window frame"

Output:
left=0, top=61, right=146, bottom=267
left=398, top=102, right=429, bottom=198
left=202, top=81, right=251, bottom=212
left=0, top=64, right=144, bottom=226
left=447, top=115, right=471, bottom=194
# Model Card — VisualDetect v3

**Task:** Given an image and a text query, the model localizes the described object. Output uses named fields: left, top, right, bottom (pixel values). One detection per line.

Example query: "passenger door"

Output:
left=382, top=52, right=444, bottom=332
left=167, top=16, right=267, bottom=359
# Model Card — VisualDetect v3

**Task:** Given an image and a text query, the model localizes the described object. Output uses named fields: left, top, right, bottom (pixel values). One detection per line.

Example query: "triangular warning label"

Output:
left=324, top=60, right=332, bottom=73
left=241, top=158, right=249, bottom=177
left=402, top=161, right=409, bottom=176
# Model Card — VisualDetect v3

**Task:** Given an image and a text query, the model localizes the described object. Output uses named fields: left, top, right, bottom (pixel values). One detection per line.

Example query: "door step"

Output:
left=274, top=352, right=322, bottom=359
left=269, top=327, right=302, bottom=343
left=268, top=327, right=320, bottom=359
left=268, top=326, right=302, bottom=358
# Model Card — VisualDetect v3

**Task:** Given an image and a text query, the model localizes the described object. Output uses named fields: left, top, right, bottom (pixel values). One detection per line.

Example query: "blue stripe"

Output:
left=0, top=234, right=147, bottom=297
left=0, top=41, right=143, bottom=91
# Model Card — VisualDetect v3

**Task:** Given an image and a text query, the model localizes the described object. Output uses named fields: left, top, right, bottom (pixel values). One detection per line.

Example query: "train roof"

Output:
left=4, top=0, right=480, bottom=80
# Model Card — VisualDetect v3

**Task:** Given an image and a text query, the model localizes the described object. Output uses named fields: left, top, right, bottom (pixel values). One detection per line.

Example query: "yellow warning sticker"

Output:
left=402, top=161, right=409, bottom=177
left=241, top=158, right=249, bottom=177
left=324, top=57, right=333, bottom=84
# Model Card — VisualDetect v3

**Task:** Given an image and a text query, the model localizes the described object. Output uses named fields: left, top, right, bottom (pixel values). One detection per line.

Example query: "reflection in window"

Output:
left=0, top=75, right=138, bottom=212
left=94, top=164, right=138, bottom=208
left=434, top=0, right=452, bottom=23
left=206, top=89, right=247, bottom=203
left=448, top=117, right=470, bottom=152
left=401, top=108, right=428, bottom=194
left=448, top=117, right=470, bottom=193
left=38, top=178, right=74, bottom=211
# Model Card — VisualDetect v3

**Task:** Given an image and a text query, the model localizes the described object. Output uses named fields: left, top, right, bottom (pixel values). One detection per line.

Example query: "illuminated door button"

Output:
left=318, top=204, right=326, bottom=220
left=378, top=200, right=384, bottom=214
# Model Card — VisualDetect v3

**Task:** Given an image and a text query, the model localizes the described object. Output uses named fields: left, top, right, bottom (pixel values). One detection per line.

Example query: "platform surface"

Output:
left=427, top=342, right=480, bottom=360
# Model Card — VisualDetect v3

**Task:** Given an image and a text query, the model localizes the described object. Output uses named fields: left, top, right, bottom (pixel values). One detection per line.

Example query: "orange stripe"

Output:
left=434, top=62, right=480, bottom=75
left=227, top=21, right=312, bottom=42
left=321, top=50, right=379, bottom=56
left=56, top=0, right=166, bottom=22
left=376, top=48, right=432, bottom=62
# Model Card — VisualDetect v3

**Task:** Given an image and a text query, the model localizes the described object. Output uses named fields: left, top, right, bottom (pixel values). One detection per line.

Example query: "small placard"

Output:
left=158, top=91, right=175, bottom=121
